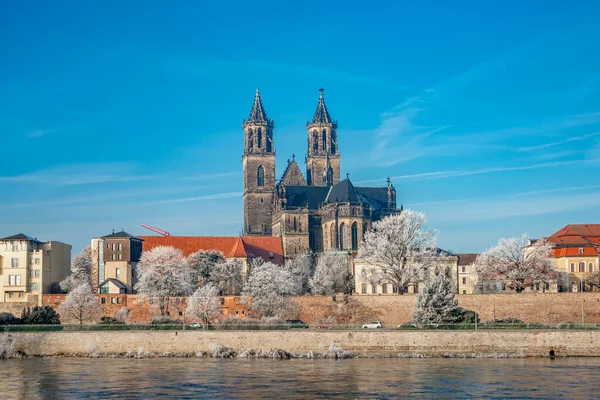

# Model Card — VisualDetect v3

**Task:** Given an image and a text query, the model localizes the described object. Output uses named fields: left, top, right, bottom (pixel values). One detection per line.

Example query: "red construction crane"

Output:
left=140, top=223, right=171, bottom=237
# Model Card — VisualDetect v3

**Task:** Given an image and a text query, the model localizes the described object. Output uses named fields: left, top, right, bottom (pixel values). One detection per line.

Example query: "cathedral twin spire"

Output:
left=310, top=88, right=337, bottom=127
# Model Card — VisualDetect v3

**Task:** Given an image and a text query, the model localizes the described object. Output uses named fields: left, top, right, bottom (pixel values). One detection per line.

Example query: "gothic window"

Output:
left=257, top=128, right=262, bottom=149
left=326, top=167, right=333, bottom=186
left=330, top=223, right=335, bottom=249
left=363, top=223, right=368, bottom=238
left=293, top=217, right=297, bottom=231
left=257, top=166, right=265, bottom=187
left=339, top=223, right=347, bottom=250
left=351, top=222, right=358, bottom=250
left=313, top=131, right=318, bottom=154
left=322, top=130, right=327, bottom=151
left=266, top=136, right=272, bottom=152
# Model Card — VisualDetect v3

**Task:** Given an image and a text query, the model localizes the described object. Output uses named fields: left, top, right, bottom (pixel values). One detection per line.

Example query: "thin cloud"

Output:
left=517, top=131, right=600, bottom=152
left=145, top=192, right=242, bottom=205
left=355, top=159, right=600, bottom=185
left=179, top=171, right=240, bottom=181
left=25, top=129, right=60, bottom=138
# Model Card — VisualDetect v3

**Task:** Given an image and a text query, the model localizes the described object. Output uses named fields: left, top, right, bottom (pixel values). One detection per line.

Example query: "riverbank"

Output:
left=3, top=330, right=600, bottom=358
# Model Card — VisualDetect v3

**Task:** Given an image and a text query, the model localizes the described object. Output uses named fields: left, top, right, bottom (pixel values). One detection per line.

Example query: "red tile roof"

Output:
left=140, top=236, right=284, bottom=265
left=545, top=224, right=600, bottom=258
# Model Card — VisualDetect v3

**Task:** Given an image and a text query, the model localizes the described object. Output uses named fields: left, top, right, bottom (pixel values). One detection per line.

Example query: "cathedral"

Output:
left=242, top=88, right=401, bottom=257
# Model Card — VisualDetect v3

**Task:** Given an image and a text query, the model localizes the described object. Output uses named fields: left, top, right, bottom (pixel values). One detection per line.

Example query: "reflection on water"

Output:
left=0, top=357, right=598, bottom=399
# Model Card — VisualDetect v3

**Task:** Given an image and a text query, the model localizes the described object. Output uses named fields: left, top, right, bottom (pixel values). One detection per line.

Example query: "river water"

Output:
left=0, top=357, right=598, bottom=399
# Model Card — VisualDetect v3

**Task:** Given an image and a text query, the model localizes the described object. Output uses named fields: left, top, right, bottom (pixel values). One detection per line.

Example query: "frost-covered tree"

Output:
left=60, top=246, right=93, bottom=292
left=135, top=246, right=195, bottom=316
left=242, top=262, right=297, bottom=318
left=59, top=282, right=100, bottom=328
left=586, top=268, right=600, bottom=290
left=114, top=307, right=130, bottom=324
left=475, top=235, right=556, bottom=293
left=285, top=255, right=315, bottom=295
left=186, top=284, right=221, bottom=329
left=309, top=253, right=353, bottom=295
left=358, top=210, right=440, bottom=294
left=187, top=250, right=226, bottom=284
left=209, top=259, right=243, bottom=296
left=412, top=274, right=459, bottom=325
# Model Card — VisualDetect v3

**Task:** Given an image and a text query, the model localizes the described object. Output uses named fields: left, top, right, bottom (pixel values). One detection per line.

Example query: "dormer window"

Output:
left=578, top=248, right=584, bottom=254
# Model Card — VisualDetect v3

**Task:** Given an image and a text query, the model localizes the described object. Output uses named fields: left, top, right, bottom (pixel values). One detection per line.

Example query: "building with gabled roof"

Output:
left=242, top=88, right=401, bottom=257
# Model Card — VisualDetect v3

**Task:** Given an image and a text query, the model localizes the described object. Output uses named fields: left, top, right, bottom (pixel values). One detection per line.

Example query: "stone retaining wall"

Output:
left=8, top=330, right=600, bottom=357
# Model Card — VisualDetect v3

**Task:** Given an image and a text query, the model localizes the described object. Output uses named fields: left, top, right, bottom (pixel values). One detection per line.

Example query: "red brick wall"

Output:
left=42, top=293, right=600, bottom=325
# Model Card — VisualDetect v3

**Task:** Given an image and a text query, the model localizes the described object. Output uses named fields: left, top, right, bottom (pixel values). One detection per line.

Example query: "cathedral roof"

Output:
left=279, top=157, right=307, bottom=186
left=284, top=186, right=330, bottom=209
left=325, top=177, right=359, bottom=203
left=355, top=187, right=389, bottom=210
left=309, top=88, right=336, bottom=126
left=246, top=89, right=270, bottom=124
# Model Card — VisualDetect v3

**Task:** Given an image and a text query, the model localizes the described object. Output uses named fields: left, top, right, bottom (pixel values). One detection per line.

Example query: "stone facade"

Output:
left=242, top=88, right=401, bottom=257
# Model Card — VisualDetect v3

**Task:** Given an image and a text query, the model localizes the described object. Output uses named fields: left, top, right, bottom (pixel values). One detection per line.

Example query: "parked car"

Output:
left=315, top=322, right=333, bottom=329
left=362, top=321, right=383, bottom=329
left=285, top=319, right=309, bottom=329
left=189, top=322, right=203, bottom=329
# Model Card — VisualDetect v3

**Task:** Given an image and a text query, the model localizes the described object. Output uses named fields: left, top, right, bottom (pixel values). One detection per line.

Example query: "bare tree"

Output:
left=475, top=234, right=556, bottom=293
left=242, top=261, right=298, bottom=318
left=59, top=282, right=100, bottom=328
left=358, top=210, right=439, bottom=294
left=585, top=268, right=600, bottom=290
left=209, top=259, right=243, bottom=296
left=186, top=284, right=221, bottom=329
left=134, top=246, right=195, bottom=316
left=187, top=250, right=226, bottom=285
left=309, top=253, right=353, bottom=295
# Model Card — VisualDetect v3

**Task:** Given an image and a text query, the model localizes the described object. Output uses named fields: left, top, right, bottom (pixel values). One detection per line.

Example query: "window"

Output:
left=248, top=129, right=253, bottom=151
left=382, top=284, right=388, bottom=294
left=363, top=223, right=368, bottom=239
left=29, top=270, right=33, bottom=278
left=101, top=297, right=106, bottom=304
left=112, top=254, right=116, bottom=261
left=118, top=254, right=122, bottom=261
left=9, top=275, right=21, bottom=286
left=8, top=293, right=14, bottom=299
left=361, top=284, right=367, bottom=294
left=414, top=283, right=419, bottom=294
left=579, top=261, right=585, bottom=272
left=19, top=292, right=24, bottom=298
left=29, top=258, right=33, bottom=265
left=351, top=222, right=358, bottom=250
left=111, top=297, right=116, bottom=304
left=112, top=243, right=116, bottom=251
left=117, top=298, right=122, bottom=304
left=578, top=248, right=584, bottom=254
left=118, top=243, right=122, bottom=251
left=589, top=263, right=594, bottom=272
left=313, top=131, right=318, bottom=153
left=293, top=217, right=297, bottom=231
left=392, top=285, right=398, bottom=294
left=535, top=283, right=540, bottom=291
left=257, top=166, right=265, bottom=187
left=35, top=258, right=40, bottom=265
left=116, top=268, right=121, bottom=278
left=461, top=266, right=466, bottom=273
left=257, top=128, right=262, bottom=148
left=322, top=130, right=327, bottom=150
left=330, top=223, right=336, bottom=249
left=100, top=287, right=108, bottom=294
left=570, top=263, right=575, bottom=272
left=11, top=258, right=19, bottom=268
left=462, top=277, right=467, bottom=285
left=339, top=223, right=347, bottom=250
left=29, top=283, right=38, bottom=291
left=371, top=284, right=377, bottom=294
left=462, top=290, right=467, bottom=294
left=545, top=282, right=550, bottom=290
left=35, top=270, right=40, bottom=278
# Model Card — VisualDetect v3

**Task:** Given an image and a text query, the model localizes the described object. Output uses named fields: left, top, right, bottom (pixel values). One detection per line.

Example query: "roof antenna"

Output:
left=112, top=229, right=115, bottom=234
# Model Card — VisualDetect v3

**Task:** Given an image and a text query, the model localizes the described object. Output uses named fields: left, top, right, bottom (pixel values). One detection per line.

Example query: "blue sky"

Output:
left=1, top=1, right=600, bottom=255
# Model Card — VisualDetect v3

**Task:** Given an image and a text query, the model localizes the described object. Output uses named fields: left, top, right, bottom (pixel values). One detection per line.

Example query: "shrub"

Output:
left=99, top=316, right=124, bottom=325
left=217, top=317, right=287, bottom=330
left=0, top=313, right=21, bottom=325
left=151, top=316, right=179, bottom=325
left=485, top=317, right=525, bottom=325
left=452, top=307, right=480, bottom=324
left=20, top=306, right=60, bottom=325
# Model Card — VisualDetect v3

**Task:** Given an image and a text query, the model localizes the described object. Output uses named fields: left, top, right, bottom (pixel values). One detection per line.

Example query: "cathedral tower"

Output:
left=306, top=88, right=340, bottom=186
left=243, top=89, right=275, bottom=235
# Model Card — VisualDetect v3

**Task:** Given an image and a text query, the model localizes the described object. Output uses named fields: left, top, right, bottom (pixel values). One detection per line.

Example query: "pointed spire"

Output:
left=247, top=88, right=269, bottom=123
left=311, top=88, right=334, bottom=125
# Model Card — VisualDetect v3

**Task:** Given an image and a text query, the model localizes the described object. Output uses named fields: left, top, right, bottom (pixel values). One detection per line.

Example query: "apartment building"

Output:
left=0, top=233, right=71, bottom=304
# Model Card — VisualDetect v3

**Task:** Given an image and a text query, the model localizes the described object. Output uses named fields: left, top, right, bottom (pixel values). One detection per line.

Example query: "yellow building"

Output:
left=456, top=254, right=478, bottom=294
left=0, top=233, right=71, bottom=304
left=354, top=251, right=458, bottom=295
left=544, top=224, right=600, bottom=292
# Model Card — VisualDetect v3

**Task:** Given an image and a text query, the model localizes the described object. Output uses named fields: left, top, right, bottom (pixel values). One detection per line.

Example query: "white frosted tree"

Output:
left=358, top=210, right=439, bottom=294
left=586, top=268, right=600, bottom=290
left=186, top=283, right=221, bottom=329
left=285, top=255, right=315, bottom=295
left=309, top=253, right=353, bottom=295
left=475, top=235, right=557, bottom=293
left=135, top=246, right=195, bottom=316
left=242, top=262, right=297, bottom=318
left=187, top=250, right=226, bottom=284
left=60, top=246, right=93, bottom=293
left=59, top=282, right=101, bottom=328
left=412, top=274, right=460, bottom=325
left=209, top=259, right=243, bottom=296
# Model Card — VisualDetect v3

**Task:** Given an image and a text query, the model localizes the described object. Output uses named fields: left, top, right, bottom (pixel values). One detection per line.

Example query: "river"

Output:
left=0, top=358, right=598, bottom=399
